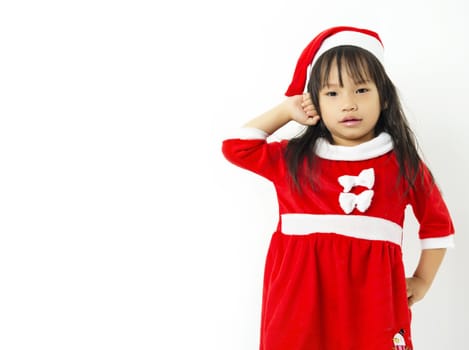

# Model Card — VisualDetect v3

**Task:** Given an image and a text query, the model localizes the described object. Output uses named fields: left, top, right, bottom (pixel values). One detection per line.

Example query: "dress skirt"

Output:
left=259, top=231, right=412, bottom=350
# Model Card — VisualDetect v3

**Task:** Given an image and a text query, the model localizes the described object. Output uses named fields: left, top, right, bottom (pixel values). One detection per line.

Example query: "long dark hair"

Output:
left=285, top=45, right=426, bottom=191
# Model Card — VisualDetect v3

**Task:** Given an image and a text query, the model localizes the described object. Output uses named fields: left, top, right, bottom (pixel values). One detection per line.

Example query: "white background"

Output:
left=0, top=0, right=467, bottom=349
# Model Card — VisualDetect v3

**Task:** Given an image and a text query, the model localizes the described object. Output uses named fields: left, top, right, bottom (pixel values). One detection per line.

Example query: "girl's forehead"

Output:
left=321, top=60, right=372, bottom=86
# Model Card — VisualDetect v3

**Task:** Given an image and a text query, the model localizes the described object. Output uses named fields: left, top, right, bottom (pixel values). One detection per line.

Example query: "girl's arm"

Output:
left=244, top=94, right=320, bottom=134
left=406, top=248, right=447, bottom=307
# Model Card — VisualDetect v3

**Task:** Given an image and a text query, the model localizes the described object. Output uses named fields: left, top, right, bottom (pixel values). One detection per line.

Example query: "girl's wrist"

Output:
left=411, top=275, right=431, bottom=293
left=278, top=99, right=295, bottom=122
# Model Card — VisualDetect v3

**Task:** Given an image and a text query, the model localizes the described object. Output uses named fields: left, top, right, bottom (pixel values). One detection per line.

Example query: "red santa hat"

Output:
left=285, top=26, right=384, bottom=96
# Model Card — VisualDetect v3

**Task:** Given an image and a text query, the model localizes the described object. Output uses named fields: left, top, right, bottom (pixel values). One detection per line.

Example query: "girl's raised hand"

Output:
left=289, top=93, right=320, bottom=126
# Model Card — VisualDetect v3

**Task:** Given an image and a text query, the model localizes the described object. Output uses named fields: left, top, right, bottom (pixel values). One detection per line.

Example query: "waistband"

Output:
left=281, top=214, right=403, bottom=246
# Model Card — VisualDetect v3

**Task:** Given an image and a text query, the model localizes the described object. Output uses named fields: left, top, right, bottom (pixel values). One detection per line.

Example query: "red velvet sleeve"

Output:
left=407, top=162, right=455, bottom=249
left=221, top=133, right=287, bottom=182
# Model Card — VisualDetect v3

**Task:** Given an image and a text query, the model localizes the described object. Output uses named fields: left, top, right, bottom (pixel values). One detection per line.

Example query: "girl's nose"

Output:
left=342, top=100, right=358, bottom=112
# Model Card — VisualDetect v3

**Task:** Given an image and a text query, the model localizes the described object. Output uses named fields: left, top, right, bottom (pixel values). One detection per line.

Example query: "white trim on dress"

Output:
left=281, top=213, right=403, bottom=246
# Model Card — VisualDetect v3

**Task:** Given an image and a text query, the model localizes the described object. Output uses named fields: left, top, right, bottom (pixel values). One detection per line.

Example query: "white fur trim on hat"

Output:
left=305, top=31, right=385, bottom=91
left=312, top=30, right=384, bottom=67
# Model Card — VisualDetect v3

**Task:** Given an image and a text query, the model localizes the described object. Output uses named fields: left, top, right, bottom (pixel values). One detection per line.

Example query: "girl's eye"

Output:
left=325, top=91, right=337, bottom=97
left=356, top=88, right=369, bottom=94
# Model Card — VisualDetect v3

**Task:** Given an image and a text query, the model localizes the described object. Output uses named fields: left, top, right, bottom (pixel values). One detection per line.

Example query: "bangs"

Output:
left=316, top=46, right=374, bottom=88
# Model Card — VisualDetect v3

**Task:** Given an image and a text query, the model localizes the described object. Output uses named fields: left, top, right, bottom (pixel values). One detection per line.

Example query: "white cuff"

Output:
left=420, top=235, right=455, bottom=249
left=226, top=127, right=268, bottom=140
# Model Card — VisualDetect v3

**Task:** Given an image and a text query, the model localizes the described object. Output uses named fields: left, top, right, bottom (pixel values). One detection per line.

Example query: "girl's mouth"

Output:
left=340, top=116, right=362, bottom=126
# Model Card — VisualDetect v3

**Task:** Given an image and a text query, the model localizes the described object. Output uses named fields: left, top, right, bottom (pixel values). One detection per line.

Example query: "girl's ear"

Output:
left=382, top=101, right=388, bottom=110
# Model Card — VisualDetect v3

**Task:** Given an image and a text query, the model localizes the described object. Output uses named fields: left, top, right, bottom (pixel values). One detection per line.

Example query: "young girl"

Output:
left=222, top=26, right=454, bottom=350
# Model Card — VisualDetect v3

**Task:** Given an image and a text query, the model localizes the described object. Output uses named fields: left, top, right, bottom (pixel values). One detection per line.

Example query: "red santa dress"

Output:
left=222, top=128, right=454, bottom=350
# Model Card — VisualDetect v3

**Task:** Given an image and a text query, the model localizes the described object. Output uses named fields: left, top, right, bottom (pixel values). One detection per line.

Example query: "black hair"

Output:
left=285, top=45, right=428, bottom=192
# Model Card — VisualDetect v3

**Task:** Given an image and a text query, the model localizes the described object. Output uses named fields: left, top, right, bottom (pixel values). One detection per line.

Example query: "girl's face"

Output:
left=318, top=61, right=381, bottom=146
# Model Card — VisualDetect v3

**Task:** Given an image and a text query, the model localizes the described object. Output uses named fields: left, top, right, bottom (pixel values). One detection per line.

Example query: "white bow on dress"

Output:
left=338, top=168, right=375, bottom=193
left=339, top=190, right=374, bottom=214
left=337, top=168, right=375, bottom=214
